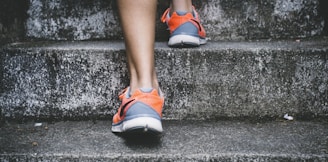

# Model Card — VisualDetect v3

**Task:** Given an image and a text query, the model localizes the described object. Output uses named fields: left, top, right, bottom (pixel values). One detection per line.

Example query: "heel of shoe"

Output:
left=123, top=117, right=163, bottom=133
left=168, top=35, right=200, bottom=47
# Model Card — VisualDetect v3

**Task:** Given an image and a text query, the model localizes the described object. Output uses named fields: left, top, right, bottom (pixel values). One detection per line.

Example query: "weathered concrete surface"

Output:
left=201, top=0, right=325, bottom=40
left=26, top=0, right=123, bottom=41
left=0, top=0, right=326, bottom=43
left=0, top=120, right=327, bottom=161
left=0, top=40, right=327, bottom=120
left=0, top=42, right=128, bottom=120
left=25, top=0, right=326, bottom=41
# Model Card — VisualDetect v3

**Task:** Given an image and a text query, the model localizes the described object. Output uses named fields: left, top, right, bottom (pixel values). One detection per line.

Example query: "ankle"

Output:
left=129, top=83, right=159, bottom=95
left=170, top=9, right=192, bottom=16
left=170, top=2, right=193, bottom=14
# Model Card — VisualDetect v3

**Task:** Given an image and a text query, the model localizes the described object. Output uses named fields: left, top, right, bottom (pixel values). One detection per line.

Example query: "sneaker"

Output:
left=111, top=87, right=164, bottom=134
left=161, top=6, right=206, bottom=47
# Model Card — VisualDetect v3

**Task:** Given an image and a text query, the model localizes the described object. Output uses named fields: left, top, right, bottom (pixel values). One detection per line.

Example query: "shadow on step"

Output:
left=114, top=131, right=162, bottom=148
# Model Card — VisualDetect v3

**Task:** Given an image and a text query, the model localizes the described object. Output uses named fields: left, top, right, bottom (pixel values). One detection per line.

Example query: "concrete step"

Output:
left=1, top=0, right=327, bottom=43
left=0, top=120, right=327, bottom=161
left=1, top=39, right=328, bottom=120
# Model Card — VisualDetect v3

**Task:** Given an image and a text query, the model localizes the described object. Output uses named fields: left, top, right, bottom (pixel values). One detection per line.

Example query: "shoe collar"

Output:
left=120, top=87, right=163, bottom=99
left=161, top=6, right=198, bottom=23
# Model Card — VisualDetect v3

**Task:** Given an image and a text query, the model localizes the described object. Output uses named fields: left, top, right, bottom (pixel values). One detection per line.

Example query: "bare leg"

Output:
left=117, top=0, right=158, bottom=94
left=170, top=0, right=193, bottom=13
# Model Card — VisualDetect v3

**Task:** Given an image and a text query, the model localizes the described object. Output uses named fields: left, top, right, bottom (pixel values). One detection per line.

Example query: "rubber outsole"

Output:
left=112, top=117, right=163, bottom=134
left=168, top=35, right=206, bottom=48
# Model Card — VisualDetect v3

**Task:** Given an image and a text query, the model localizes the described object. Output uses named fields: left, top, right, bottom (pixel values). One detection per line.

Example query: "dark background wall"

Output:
left=319, top=0, right=328, bottom=35
left=0, top=0, right=29, bottom=45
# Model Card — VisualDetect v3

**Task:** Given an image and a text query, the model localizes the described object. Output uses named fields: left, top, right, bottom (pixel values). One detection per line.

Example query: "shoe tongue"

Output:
left=176, top=11, right=188, bottom=16
left=140, top=88, right=153, bottom=93
left=126, top=88, right=155, bottom=98
left=176, top=10, right=196, bottom=18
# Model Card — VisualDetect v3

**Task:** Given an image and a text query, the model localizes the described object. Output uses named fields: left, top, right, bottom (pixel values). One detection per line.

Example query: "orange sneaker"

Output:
left=111, top=87, right=164, bottom=134
left=161, top=6, right=206, bottom=47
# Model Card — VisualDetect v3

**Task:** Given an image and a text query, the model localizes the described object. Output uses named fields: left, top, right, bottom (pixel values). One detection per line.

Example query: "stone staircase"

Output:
left=1, top=0, right=327, bottom=161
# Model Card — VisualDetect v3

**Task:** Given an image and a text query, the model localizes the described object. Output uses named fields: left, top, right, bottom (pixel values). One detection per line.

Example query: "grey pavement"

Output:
left=1, top=120, right=327, bottom=161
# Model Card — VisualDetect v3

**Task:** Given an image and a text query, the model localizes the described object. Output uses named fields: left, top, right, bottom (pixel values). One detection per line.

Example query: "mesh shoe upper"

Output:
left=112, top=88, right=164, bottom=125
left=161, top=6, right=206, bottom=39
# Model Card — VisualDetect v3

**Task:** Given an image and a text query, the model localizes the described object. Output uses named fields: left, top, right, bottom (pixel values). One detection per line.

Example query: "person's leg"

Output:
left=170, top=0, right=193, bottom=13
left=117, top=0, right=158, bottom=94
left=112, top=0, right=164, bottom=134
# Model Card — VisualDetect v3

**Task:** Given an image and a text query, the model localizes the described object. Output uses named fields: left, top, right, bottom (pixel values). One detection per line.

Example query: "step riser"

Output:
left=2, top=0, right=326, bottom=42
left=27, top=0, right=326, bottom=40
left=1, top=42, right=327, bottom=120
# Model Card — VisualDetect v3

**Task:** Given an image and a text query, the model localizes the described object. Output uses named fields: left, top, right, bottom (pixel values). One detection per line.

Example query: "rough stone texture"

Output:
left=201, top=0, right=325, bottom=40
left=26, top=0, right=122, bottom=41
left=0, top=0, right=326, bottom=43
left=0, top=120, right=327, bottom=161
left=25, top=0, right=326, bottom=41
left=0, top=40, right=327, bottom=120
left=0, top=42, right=128, bottom=120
